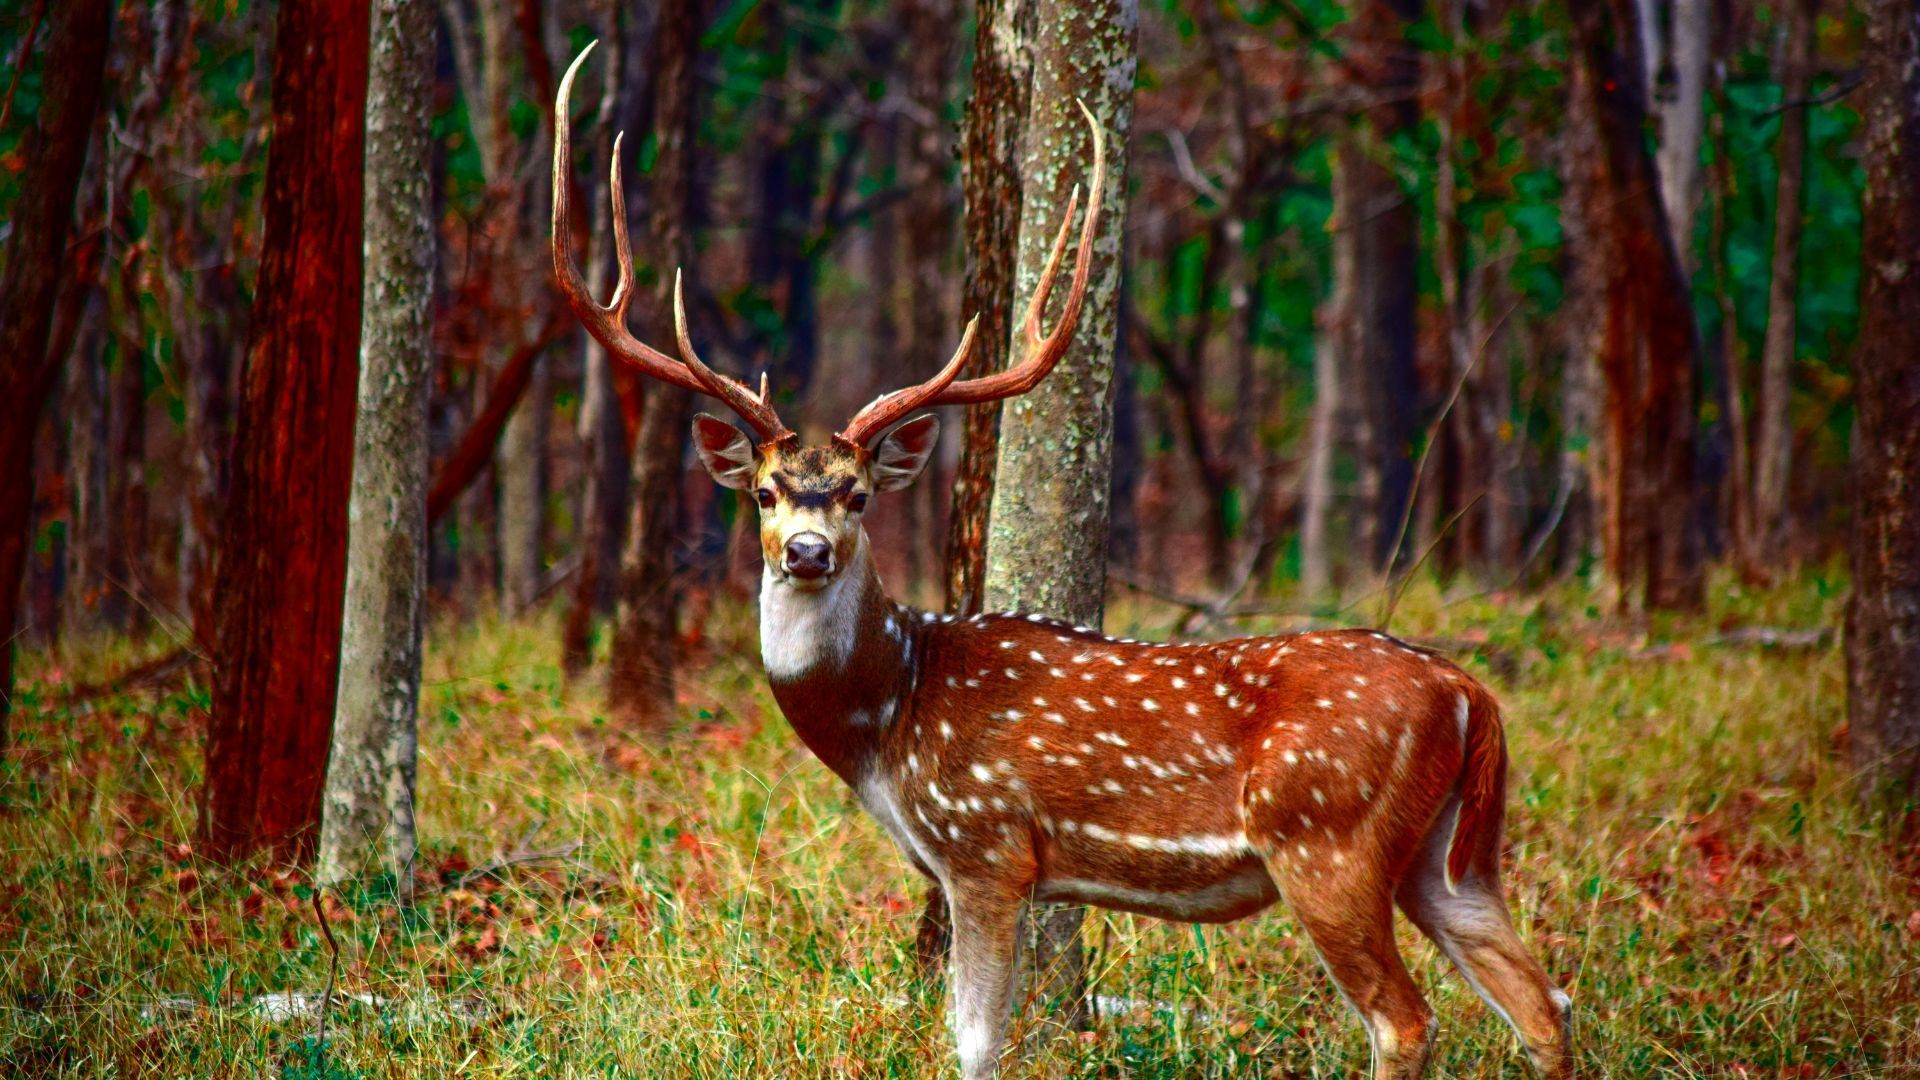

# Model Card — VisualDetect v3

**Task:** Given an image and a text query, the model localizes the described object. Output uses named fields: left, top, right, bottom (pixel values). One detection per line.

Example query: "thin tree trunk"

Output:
left=1301, top=156, right=1357, bottom=596
left=1752, top=0, right=1818, bottom=568
left=481, top=0, right=546, bottom=612
left=0, top=0, right=113, bottom=739
left=564, top=0, right=634, bottom=677
left=1657, top=0, right=1710, bottom=274
left=1710, top=64, right=1758, bottom=578
left=1557, top=26, right=1607, bottom=576
left=608, top=0, right=698, bottom=731
left=903, top=0, right=958, bottom=593
left=1846, top=0, right=1920, bottom=800
left=1571, top=0, right=1705, bottom=612
left=985, top=0, right=1135, bottom=1033
left=1344, top=0, right=1421, bottom=575
left=944, top=0, right=1030, bottom=617
left=64, top=318, right=109, bottom=639
left=318, top=0, right=436, bottom=897
left=202, top=0, right=368, bottom=861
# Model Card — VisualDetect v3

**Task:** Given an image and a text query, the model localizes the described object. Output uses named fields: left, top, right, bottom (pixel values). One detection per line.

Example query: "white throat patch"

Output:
left=759, top=558, right=864, bottom=679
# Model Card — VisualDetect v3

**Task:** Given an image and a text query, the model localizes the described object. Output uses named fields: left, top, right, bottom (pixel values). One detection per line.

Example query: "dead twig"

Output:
left=312, top=887, right=339, bottom=1060
left=57, top=648, right=204, bottom=706
left=445, top=820, right=586, bottom=891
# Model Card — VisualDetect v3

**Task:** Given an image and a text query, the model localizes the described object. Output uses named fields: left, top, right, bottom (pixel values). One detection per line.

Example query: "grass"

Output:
left=3, top=568, right=1916, bottom=1077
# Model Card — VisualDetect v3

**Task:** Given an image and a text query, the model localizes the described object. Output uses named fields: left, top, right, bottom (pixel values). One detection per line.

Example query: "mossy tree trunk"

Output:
left=318, top=0, right=437, bottom=897
left=982, top=0, right=1136, bottom=1033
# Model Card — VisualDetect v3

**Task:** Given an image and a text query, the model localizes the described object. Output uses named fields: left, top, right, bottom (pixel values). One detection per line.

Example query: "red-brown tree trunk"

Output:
left=1571, top=0, right=1705, bottom=611
left=943, top=0, right=1030, bottom=616
left=201, top=0, right=369, bottom=861
left=0, top=0, right=113, bottom=740
left=1847, top=0, right=1920, bottom=800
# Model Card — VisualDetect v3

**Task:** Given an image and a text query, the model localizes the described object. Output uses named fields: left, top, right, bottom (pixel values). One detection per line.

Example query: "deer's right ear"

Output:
left=692, top=414, right=758, bottom=490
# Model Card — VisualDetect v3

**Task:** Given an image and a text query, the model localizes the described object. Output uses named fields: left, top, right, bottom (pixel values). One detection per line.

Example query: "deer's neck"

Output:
left=759, top=534, right=917, bottom=782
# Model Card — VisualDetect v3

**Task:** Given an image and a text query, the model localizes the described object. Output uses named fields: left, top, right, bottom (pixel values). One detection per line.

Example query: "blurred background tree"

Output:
left=0, top=0, right=1904, bottom=840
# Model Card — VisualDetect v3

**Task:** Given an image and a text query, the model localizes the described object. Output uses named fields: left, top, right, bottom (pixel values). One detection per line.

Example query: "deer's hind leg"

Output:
left=1395, top=797, right=1573, bottom=1079
left=1262, top=850, right=1436, bottom=1079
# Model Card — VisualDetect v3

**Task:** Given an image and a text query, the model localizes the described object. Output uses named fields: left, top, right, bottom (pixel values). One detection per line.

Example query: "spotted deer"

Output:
left=553, top=43, right=1572, bottom=1080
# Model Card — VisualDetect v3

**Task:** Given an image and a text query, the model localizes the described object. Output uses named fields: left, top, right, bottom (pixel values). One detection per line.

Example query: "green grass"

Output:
left=3, top=569, right=1915, bottom=1077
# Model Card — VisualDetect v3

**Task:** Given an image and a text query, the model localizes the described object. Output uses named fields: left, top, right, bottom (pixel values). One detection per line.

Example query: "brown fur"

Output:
left=692, top=416, right=1572, bottom=1079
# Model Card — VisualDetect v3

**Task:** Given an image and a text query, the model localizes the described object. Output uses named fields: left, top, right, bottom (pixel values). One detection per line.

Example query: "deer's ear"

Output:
left=692, top=414, right=758, bottom=490
left=872, top=414, right=940, bottom=492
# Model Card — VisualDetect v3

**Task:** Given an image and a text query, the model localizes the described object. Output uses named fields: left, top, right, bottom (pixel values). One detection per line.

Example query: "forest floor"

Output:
left=2, top=569, right=1915, bottom=1078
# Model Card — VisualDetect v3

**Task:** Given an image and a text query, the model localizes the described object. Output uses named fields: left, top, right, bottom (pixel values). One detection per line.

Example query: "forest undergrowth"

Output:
left=2, top=569, right=1914, bottom=1077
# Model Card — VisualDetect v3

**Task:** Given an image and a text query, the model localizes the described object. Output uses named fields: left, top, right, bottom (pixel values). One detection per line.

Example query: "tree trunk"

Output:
left=609, top=0, right=698, bottom=731
left=318, top=0, right=436, bottom=896
left=565, top=2, right=636, bottom=677
left=903, top=0, right=958, bottom=593
left=202, top=0, right=368, bottom=861
left=1846, top=0, right=1920, bottom=800
left=1710, top=62, right=1758, bottom=579
left=1571, top=0, right=1705, bottom=611
left=1751, top=0, right=1818, bottom=568
left=1301, top=154, right=1358, bottom=596
left=944, top=0, right=1030, bottom=617
left=1656, top=0, right=1710, bottom=274
left=0, top=0, right=113, bottom=741
left=1343, top=0, right=1421, bottom=575
left=479, top=0, right=546, bottom=612
left=984, top=0, right=1135, bottom=1034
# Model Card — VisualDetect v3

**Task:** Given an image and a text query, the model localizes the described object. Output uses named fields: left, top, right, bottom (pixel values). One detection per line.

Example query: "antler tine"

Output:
left=909, top=102, right=1109, bottom=421
left=836, top=316, right=980, bottom=448
left=553, top=42, right=792, bottom=443
left=832, top=102, right=1105, bottom=446
left=673, top=271, right=793, bottom=444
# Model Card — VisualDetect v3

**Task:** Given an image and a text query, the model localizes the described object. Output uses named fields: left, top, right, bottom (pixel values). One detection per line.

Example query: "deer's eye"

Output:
left=754, top=488, right=776, bottom=509
left=848, top=492, right=869, bottom=514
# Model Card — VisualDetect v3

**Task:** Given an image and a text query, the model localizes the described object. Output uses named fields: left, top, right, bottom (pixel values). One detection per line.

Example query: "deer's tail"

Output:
left=1446, top=684, right=1509, bottom=893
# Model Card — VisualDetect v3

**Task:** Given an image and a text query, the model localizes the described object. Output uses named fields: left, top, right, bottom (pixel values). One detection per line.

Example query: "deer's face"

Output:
left=693, top=413, right=940, bottom=590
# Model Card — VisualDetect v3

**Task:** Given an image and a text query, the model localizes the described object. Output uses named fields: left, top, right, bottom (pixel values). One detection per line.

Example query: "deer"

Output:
left=552, top=43, right=1573, bottom=1080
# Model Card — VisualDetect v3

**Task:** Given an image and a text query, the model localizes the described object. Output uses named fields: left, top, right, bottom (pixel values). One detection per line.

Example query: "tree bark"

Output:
left=564, top=0, right=636, bottom=677
left=1571, top=0, right=1705, bottom=611
left=479, top=0, right=547, bottom=612
left=902, top=0, right=958, bottom=591
left=608, top=0, right=699, bottom=731
left=1342, top=0, right=1421, bottom=575
left=318, top=0, right=436, bottom=897
left=0, top=0, right=113, bottom=739
left=943, top=0, right=1030, bottom=617
left=1751, top=0, right=1818, bottom=568
left=202, top=0, right=369, bottom=861
left=1656, top=0, right=1710, bottom=274
left=1846, top=0, right=1920, bottom=800
left=984, top=0, right=1135, bottom=1033
left=1302, top=150, right=1358, bottom=596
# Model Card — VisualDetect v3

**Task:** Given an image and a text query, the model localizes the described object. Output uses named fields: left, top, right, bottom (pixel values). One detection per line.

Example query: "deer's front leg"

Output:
left=946, top=887, right=1022, bottom=1080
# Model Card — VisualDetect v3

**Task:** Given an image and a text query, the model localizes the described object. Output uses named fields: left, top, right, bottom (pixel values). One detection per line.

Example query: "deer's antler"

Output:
left=552, top=42, right=791, bottom=446
left=836, top=101, right=1107, bottom=450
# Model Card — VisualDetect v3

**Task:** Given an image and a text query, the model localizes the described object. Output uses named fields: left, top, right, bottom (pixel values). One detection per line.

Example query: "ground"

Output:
left=2, top=569, right=1914, bottom=1077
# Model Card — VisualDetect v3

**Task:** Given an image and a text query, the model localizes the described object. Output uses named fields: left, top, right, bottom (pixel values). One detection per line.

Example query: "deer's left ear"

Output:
left=692, top=413, right=758, bottom=489
left=872, top=414, right=941, bottom=492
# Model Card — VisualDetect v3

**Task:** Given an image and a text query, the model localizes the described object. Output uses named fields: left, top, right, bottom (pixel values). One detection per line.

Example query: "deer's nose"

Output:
left=783, top=533, right=834, bottom=580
